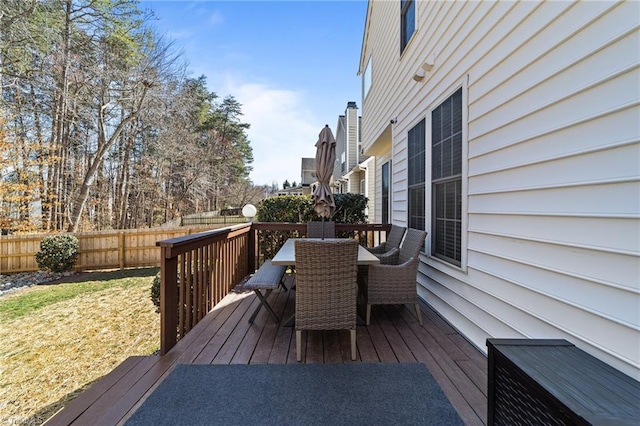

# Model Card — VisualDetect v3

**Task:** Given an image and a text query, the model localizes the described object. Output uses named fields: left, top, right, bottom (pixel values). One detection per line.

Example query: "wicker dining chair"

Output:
left=367, top=224, right=406, bottom=262
left=294, top=239, right=359, bottom=361
left=306, top=221, right=336, bottom=238
left=362, top=228, right=427, bottom=326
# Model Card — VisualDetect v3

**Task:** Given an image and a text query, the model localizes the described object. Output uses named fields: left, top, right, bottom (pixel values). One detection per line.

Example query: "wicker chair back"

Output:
left=385, top=225, right=406, bottom=251
left=294, top=238, right=359, bottom=361
left=306, top=221, right=336, bottom=238
left=398, top=228, right=427, bottom=264
left=294, top=239, right=358, bottom=330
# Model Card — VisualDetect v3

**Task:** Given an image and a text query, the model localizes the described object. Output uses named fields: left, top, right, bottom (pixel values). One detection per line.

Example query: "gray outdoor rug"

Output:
left=125, top=363, right=464, bottom=425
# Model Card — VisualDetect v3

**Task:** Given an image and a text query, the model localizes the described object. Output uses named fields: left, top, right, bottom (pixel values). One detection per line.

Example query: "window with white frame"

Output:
left=401, top=0, right=415, bottom=53
left=407, top=120, right=425, bottom=231
left=431, top=88, right=462, bottom=266
left=363, top=56, right=372, bottom=99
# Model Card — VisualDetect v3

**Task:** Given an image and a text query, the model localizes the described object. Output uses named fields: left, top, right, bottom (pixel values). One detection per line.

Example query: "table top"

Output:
left=271, top=238, right=380, bottom=266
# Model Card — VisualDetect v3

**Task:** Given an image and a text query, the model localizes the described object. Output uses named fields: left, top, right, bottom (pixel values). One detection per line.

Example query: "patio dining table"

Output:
left=271, top=238, right=379, bottom=326
left=271, top=238, right=380, bottom=267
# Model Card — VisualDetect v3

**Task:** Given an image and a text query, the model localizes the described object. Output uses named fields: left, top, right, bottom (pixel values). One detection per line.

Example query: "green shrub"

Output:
left=332, top=193, right=368, bottom=223
left=150, top=271, right=182, bottom=314
left=34, top=234, right=78, bottom=273
left=256, top=195, right=316, bottom=222
left=255, top=194, right=369, bottom=258
left=150, top=271, right=161, bottom=310
left=256, top=194, right=367, bottom=223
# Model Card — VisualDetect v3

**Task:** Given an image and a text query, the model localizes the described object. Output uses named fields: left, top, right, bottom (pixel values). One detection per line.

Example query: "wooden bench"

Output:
left=244, top=260, right=288, bottom=323
left=487, top=338, right=640, bottom=425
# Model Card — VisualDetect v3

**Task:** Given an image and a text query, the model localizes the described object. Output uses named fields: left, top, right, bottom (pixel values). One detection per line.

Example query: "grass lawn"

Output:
left=0, top=267, right=160, bottom=425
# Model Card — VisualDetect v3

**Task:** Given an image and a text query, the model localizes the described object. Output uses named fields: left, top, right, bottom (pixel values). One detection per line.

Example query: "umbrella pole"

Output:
left=321, top=217, right=325, bottom=240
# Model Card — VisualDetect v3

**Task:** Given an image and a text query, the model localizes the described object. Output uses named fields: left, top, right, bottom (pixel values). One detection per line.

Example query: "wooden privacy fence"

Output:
left=0, top=225, right=222, bottom=274
left=180, top=215, right=246, bottom=226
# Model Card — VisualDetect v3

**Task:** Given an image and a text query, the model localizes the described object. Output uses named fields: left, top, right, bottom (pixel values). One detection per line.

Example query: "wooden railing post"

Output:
left=160, top=246, right=178, bottom=355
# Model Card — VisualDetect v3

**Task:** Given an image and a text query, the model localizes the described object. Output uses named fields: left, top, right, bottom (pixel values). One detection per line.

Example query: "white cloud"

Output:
left=208, top=10, right=224, bottom=26
left=225, top=81, right=322, bottom=187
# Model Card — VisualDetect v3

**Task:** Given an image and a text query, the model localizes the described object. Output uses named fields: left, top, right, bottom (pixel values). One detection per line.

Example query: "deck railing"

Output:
left=156, top=222, right=391, bottom=354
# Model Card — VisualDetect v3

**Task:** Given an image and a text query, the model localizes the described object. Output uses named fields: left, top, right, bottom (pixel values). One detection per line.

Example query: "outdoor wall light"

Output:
left=242, top=204, right=257, bottom=222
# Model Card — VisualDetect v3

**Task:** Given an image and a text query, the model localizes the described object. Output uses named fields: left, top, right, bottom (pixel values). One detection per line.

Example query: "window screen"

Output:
left=408, top=119, right=425, bottom=231
left=432, top=88, right=462, bottom=265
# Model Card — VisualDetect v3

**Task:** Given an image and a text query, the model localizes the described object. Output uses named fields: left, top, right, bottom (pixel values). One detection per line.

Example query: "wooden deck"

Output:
left=46, top=273, right=488, bottom=425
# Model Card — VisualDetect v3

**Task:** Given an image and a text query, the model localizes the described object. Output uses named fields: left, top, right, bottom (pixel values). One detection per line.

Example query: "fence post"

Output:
left=160, top=246, right=178, bottom=355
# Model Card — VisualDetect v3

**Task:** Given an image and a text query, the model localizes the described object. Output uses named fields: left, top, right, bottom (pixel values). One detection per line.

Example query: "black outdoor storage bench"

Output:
left=487, top=338, right=640, bottom=425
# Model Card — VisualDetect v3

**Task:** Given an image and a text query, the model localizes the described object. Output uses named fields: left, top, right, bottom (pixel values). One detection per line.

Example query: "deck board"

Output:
left=366, top=314, right=398, bottom=362
left=45, top=273, right=488, bottom=425
left=376, top=305, right=419, bottom=363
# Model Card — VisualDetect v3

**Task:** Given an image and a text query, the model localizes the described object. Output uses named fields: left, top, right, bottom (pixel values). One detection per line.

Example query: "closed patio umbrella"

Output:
left=312, top=125, right=336, bottom=237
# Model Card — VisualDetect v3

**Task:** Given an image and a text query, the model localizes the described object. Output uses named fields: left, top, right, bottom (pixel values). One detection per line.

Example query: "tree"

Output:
left=0, top=0, right=59, bottom=232
left=0, top=116, right=43, bottom=233
left=0, top=1, right=260, bottom=233
left=64, top=2, right=154, bottom=231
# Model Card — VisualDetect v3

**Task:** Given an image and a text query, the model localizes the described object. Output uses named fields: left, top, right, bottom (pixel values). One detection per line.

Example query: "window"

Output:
left=432, top=88, right=462, bottom=266
left=381, top=162, right=390, bottom=224
left=363, top=56, right=372, bottom=99
left=408, top=119, right=425, bottom=230
left=401, top=0, right=415, bottom=53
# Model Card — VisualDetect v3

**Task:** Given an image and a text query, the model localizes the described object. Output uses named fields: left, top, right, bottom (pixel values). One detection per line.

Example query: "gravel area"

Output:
left=0, top=271, right=73, bottom=298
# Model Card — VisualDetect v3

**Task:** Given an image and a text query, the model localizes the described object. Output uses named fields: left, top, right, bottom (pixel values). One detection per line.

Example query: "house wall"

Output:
left=347, top=173, right=359, bottom=194
left=346, top=104, right=359, bottom=171
left=373, top=150, right=392, bottom=224
left=360, top=0, right=640, bottom=379
left=334, top=103, right=366, bottom=194
left=301, top=158, right=316, bottom=186
left=334, top=115, right=346, bottom=179
left=362, top=156, right=376, bottom=223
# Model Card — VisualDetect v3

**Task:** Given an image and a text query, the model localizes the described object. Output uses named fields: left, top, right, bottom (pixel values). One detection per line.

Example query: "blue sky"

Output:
left=140, top=0, right=368, bottom=187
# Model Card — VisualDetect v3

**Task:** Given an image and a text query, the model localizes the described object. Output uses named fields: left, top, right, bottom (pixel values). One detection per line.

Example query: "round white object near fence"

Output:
left=242, top=204, right=257, bottom=221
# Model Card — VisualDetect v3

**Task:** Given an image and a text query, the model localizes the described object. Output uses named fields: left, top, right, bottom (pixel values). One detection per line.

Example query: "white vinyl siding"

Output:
left=360, top=0, right=640, bottom=379
left=346, top=106, right=359, bottom=171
